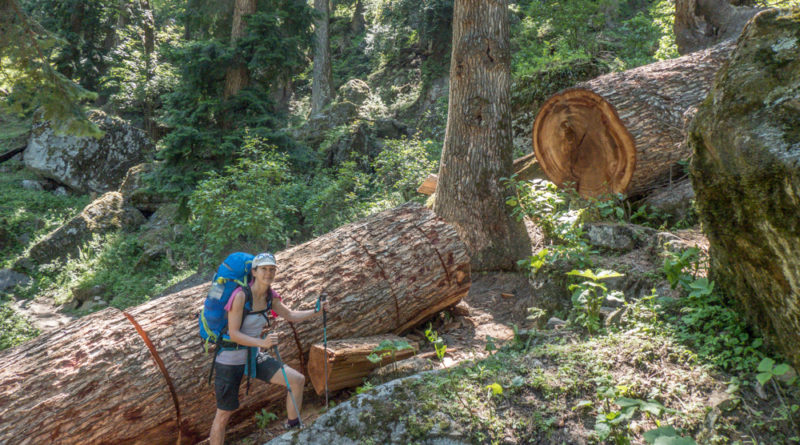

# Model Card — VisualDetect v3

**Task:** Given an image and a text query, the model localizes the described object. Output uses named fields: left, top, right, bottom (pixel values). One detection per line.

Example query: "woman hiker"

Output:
left=209, top=252, right=330, bottom=445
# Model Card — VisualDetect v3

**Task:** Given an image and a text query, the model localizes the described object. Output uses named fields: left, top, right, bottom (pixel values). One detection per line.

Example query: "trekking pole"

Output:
left=272, top=345, right=303, bottom=427
left=317, top=293, right=329, bottom=408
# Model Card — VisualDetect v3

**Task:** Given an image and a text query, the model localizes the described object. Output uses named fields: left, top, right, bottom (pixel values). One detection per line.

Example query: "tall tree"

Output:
left=310, top=0, right=332, bottom=116
left=0, top=0, right=100, bottom=136
left=433, top=0, right=530, bottom=271
left=223, top=0, right=257, bottom=99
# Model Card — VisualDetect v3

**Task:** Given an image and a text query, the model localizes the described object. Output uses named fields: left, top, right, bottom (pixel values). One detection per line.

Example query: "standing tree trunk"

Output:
left=310, top=0, right=332, bottom=116
left=532, top=40, right=734, bottom=198
left=223, top=0, right=256, bottom=99
left=0, top=203, right=470, bottom=444
left=350, top=0, right=365, bottom=34
left=139, top=0, right=158, bottom=140
left=433, top=0, right=531, bottom=271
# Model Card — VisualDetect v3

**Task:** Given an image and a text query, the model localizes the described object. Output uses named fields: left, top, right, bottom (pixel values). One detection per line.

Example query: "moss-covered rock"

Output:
left=25, top=192, right=146, bottom=265
left=689, top=9, right=800, bottom=368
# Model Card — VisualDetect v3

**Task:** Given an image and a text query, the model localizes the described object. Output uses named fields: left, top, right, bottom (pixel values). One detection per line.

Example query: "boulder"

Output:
left=0, top=269, right=31, bottom=295
left=643, top=178, right=696, bottom=224
left=337, top=78, right=371, bottom=106
left=268, top=372, right=470, bottom=445
left=689, top=9, right=800, bottom=368
left=582, top=223, right=656, bottom=252
left=24, top=110, right=154, bottom=194
left=26, top=192, right=146, bottom=265
left=118, top=163, right=171, bottom=213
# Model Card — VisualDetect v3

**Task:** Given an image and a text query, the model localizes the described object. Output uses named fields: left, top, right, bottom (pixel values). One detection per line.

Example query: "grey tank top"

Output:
left=216, top=311, right=271, bottom=365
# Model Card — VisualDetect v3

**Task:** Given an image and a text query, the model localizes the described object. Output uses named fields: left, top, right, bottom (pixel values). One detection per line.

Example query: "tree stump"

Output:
left=0, top=203, right=470, bottom=444
left=307, top=335, right=418, bottom=395
left=532, top=40, right=735, bottom=198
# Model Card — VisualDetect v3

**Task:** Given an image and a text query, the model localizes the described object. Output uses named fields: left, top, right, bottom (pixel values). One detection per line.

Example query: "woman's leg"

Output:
left=209, top=409, right=234, bottom=445
left=269, top=365, right=305, bottom=421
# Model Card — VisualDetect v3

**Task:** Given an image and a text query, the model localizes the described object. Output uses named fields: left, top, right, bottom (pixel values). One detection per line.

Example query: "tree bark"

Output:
left=433, top=0, right=531, bottom=272
left=675, top=0, right=763, bottom=55
left=310, top=0, right=332, bottom=116
left=139, top=0, right=158, bottom=140
left=307, top=335, right=418, bottom=395
left=223, top=0, right=256, bottom=100
left=532, top=40, right=734, bottom=198
left=0, top=203, right=470, bottom=444
left=350, top=0, right=365, bottom=34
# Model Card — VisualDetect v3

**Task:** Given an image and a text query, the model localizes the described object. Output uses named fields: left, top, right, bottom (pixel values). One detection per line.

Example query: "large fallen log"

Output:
left=532, top=40, right=735, bottom=198
left=0, top=203, right=470, bottom=445
left=307, top=335, right=418, bottom=395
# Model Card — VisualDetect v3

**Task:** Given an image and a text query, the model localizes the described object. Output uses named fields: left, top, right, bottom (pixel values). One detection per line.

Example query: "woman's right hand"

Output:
left=261, top=333, right=278, bottom=349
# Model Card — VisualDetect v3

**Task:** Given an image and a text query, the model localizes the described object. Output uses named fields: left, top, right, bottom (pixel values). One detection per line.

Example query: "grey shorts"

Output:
left=214, top=352, right=282, bottom=411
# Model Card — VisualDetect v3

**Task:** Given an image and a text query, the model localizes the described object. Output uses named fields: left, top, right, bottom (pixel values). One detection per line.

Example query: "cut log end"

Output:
left=533, top=88, right=636, bottom=197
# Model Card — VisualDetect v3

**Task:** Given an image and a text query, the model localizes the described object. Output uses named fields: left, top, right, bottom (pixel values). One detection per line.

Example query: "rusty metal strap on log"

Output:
left=346, top=233, right=402, bottom=330
left=287, top=321, right=307, bottom=378
left=119, top=310, right=183, bottom=445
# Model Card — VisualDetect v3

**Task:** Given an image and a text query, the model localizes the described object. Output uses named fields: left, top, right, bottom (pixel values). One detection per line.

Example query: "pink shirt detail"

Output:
left=224, top=281, right=281, bottom=318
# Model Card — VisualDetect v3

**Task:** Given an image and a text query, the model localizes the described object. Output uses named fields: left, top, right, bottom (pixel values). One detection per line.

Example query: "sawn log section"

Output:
left=307, top=334, right=418, bottom=395
left=0, top=203, right=470, bottom=445
left=532, top=40, right=735, bottom=197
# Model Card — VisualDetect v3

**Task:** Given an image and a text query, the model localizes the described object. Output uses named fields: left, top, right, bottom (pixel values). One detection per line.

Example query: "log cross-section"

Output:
left=532, top=40, right=735, bottom=197
left=0, top=203, right=470, bottom=445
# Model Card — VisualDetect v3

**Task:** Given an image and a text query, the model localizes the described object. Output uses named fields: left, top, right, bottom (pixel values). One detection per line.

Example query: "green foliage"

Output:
left=510, top=0, right=678, bottom=79
left=505, top=177, right=597, bottom=269
left=367, top=339, right=414, bottom=373
left=372, top=137, right=439, bottom=202
left=0, top=301, right=39, bottom=350
left=662, top=247, right=701, bottom=289
left=154, top=2, right=314, bottom=195
left=1, top=1, right=101, bottom=137
left=660, top=248, right=768, bottom=373
left=567, top=269, right=624, bottom=335
left=254, top=408, right=277, bottom=429
left=424, top=324, right=447, bottom=362
left=0, top=165, right=90, bottom=268
left=643, top=426, right=697, bottom=445
left=188, top=137, right=299, bottom=259
left=756, top=358, right=792, bottom=386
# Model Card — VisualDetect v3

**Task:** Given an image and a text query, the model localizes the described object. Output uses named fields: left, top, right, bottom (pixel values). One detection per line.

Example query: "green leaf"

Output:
left=653, top=437, right=697, bottom=445
left=640, top=400, right=666, bottom=417
left=757, top=357, right=775, bottom=373
left=486, top=383, right=503, bottom=395
left=644, top=426, right=678, bottom=444
left=756, top=372, right=773, bottom=386
left=773, top=364, right=790, bottom=376
left=573, top=400, right=593, bottom=410
left=615, top=397, right=642, bottom=408
left=366, top=353, right=382, bottom=364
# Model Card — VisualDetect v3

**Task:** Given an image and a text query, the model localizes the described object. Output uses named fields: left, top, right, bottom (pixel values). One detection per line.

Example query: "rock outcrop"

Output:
left=689, top=9, right=800, bottom=368
left=24, top=110, right=154, bottom=194
left=25, top=192, right=146, bottom=265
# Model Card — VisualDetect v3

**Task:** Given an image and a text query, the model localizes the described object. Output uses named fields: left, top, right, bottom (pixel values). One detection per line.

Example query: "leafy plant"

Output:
left=366, top=339, right=414, bottom=373
left=567, top=269, right=624, bottom=335
left=643, top=425, right=697, bottom=445
left=254, top=408, right=277, bottom=429
left=424, top=324, right=447, bottom=362
left=662, top=247, right=701, bottom=290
